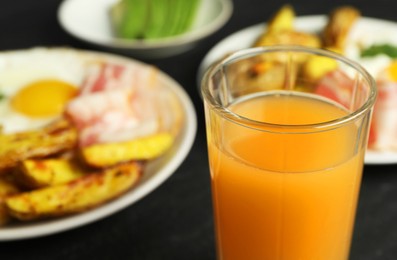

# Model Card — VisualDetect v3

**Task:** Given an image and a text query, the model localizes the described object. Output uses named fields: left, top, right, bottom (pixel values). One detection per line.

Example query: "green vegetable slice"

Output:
left=143, top=0, right=168, bottom=39
left=118, top=0, right=149, bottom=39
left=109, top=0, right=201, bottom=39
left=174, top=0, right=200, bottom=35
left=160, top=0, right=180, bottom=37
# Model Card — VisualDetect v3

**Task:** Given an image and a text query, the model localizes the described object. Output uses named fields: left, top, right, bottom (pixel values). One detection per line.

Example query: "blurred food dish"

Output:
left=0, top=47, right=196, bottom=240
left=198, top=5, right=397, bottom=164
left=58, top=0, right=233, bottom=59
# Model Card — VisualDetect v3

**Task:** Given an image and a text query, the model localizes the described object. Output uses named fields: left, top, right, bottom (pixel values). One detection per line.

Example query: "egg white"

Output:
left=0, top=48, right=86, bottom=134
left=345, top=20, right=397, bottom=79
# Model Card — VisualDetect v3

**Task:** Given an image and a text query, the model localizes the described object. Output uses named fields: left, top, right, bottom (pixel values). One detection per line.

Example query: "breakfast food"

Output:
left=6, top=162, right=142, bottom=220
left=0, top=48, right=183, bottom=225
left=254, top=5, right=321, bottom=50
left=109, top=0, right=201, bottom=39
left=0, top=176, right=19, bottom=225
left=322, top=6, right=361, bottom=51
left=81, top=133, right=174, bottom=168
left=0, top=119, right=77, bottom=171
left=246, top=5, right=397, bottom=152
left=15, top=158, right=85, bottom=189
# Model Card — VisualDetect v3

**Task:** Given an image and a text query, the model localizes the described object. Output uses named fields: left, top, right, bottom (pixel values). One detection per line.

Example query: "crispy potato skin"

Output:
left=15, top=159, right=85, bottom=189
left=0, top=175, right=20, bottom=226
left=81, top=133, right=173, bottom=168
left=246, top=5, right=360, bottom=93
left=266, top=4, right=295, bottom=33
left=0, top=120, right=77, bottom=171
left=5, top=162, right=142, bottom=220
left=255, top=30, right=321, bottom=50
left=254, top=4, right=321, bottom=50
left=323, top=6, right=360, bottom=50
left=302, top=55, right=339, bottom=81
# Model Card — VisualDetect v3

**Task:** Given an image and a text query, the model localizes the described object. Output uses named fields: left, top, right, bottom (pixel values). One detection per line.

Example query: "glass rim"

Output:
left=201, top=45, right=377, bottom=132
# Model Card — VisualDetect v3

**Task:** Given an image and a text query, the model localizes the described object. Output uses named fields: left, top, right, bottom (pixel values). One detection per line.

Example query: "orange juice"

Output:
left=207, top=92, right=367, bottom=260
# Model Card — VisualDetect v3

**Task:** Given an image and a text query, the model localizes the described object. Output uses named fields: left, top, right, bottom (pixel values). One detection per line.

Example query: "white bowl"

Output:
left=58, top=0, right=233, bottom=59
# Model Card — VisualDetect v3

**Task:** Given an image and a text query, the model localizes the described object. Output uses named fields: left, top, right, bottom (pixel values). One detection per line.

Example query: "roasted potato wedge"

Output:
left=15, top=158, right=85, bottom=189
left=323, top=6, right=360, bottom=50
left=266, top=4, right=295, bottom=33
left=81, top=133, right=173, bottom=168
left=253, top=5, right=321, bottom=65
left=229, top=59, right=289, bottom=94
left=254, top=4, right=320, bottom=52
left=255, top=30, right=321, bottom=49
left=254, top=30, right=321, bottom=67
left=0, top=120, right=77, bottom=171
left=254, top=4, right=295, bottom=47
left=302, top=55, right=339, bottom=81
left=0, top=175, right=20, bottom=226
left=6, top=162, right=142, bottom=220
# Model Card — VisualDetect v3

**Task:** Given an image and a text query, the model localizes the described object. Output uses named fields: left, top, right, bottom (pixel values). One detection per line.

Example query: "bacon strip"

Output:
left=65, top=62, right=160, bottom=147
left=369, top=80, right=397, bottom=150
left=314, top=70, right=354, bottom=109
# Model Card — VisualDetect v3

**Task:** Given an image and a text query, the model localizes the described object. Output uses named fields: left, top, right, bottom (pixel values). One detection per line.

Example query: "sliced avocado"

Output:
left=172, top=0, right=188, bottom=35
left=158, top=0, right=177, bottom=38
left=113, top=0, right=149, bottom=39
left=174, top=0, right=200, bottom=35
left=143, top=0, right=168, bottom=39
left=109, top=0, right=201, bottom=39
left=168, top=0, right=184, bottom=37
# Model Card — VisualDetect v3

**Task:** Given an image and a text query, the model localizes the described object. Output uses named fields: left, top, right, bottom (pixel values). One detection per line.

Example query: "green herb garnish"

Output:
left=361, top=44, right=397, bottom=58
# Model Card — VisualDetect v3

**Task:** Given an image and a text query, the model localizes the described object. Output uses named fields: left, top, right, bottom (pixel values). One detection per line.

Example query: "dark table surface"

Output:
left=1, top=0, right=397, bottom=259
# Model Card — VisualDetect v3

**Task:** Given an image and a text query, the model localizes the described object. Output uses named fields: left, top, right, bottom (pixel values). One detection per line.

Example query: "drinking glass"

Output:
left=201, top=46, right=376, bottom=260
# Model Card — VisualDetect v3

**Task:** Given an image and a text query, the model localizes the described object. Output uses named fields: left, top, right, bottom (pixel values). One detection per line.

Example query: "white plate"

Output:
left=198, top=15, right=397, bottom=165
left=58, top=0, right=233, bottom=59
left=0, top=48, right=197, bottom=240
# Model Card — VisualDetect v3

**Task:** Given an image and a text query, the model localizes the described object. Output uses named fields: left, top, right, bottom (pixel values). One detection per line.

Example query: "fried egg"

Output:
left=344, top=20, right=397, bottom=78
left=0, top=48, right=85, bottom=134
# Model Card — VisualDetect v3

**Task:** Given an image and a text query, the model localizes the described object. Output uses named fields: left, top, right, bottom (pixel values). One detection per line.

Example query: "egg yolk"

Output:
left=387, top=61, right=397, bottom=82
left=11, top=79, right=78, bottom=117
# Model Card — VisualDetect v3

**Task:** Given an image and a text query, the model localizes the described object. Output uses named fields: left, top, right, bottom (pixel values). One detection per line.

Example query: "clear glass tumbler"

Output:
left=201, top=46, right=377, bottom=260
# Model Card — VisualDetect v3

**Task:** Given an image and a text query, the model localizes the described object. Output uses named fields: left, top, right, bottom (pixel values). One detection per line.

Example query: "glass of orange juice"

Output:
left=201, top=46, right=376, bottom=260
